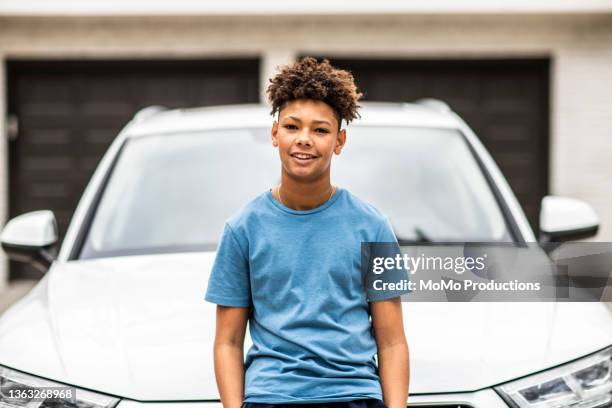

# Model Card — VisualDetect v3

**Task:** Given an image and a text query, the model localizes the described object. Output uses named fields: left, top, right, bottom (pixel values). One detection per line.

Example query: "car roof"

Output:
left=123, top=100, right=461, bottom=138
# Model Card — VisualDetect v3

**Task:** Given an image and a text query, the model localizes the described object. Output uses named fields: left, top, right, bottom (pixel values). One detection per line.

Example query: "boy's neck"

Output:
left=276, top=176, right=336, bottom=211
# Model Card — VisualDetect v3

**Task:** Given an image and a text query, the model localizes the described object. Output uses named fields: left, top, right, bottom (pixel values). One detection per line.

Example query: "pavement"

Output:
left=0, top=279, right=39, bottom=316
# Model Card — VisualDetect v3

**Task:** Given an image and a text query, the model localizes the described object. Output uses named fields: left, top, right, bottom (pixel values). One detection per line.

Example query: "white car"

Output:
left=0, top=101, right=610, bottom=408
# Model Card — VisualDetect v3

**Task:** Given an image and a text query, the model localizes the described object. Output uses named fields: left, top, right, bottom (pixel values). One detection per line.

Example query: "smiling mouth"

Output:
left=290, top=152, right=319, bottom=161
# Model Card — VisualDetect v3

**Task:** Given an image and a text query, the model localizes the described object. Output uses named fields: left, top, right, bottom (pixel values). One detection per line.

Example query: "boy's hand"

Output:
left=213, top=305, right=249, bottom=408
left=371, top=298, right=410, bottom=408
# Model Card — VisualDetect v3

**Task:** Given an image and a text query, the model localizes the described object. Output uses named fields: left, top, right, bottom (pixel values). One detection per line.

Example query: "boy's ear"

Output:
left=335, top=128, right=347, bottom=155
left=271, top=121, right=279, bottom=147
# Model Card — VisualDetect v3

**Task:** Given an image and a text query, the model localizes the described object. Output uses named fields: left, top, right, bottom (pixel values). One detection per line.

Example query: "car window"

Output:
left=78, top=126, right=512, bottom=259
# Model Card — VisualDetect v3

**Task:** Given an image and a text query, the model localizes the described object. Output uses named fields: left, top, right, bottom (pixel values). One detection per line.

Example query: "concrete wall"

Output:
left=1, top=14, right=611, bottom=289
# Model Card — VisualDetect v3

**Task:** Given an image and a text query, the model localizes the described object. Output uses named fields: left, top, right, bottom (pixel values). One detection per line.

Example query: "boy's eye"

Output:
left=283, top=124, right=298, bottom=130
left=315, top=128, right=330, bottom=134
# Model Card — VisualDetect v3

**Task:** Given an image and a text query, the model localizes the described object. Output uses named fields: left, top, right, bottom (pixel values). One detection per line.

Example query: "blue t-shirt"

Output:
left=204, top=187, right=410, bottom=403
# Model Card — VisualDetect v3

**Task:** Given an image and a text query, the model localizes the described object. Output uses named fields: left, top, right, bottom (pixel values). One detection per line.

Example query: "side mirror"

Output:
left=539, top=196, right=599, bottom=243
left=0, top=210, right=59, bottom=273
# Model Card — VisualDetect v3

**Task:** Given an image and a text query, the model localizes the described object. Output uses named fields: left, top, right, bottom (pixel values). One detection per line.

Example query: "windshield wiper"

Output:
left=396, top=227, right=432, bottom=244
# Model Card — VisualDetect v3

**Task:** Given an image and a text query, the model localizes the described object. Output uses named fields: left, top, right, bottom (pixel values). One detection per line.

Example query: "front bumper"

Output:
left=116, top=388, right=508, bottom=408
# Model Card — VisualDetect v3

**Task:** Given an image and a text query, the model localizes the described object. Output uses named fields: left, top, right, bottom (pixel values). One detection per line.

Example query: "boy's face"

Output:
left=271, top=99, right=346, bottom=183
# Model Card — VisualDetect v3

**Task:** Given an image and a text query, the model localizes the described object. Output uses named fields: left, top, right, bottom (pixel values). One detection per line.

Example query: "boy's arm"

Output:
left=214, top=305, right=249, bottom=408
left=371, top=298, right=409, bottom=408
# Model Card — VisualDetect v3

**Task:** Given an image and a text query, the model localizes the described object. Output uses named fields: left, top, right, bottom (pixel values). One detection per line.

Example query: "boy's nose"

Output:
left=296, top=131, right=313, bottom=146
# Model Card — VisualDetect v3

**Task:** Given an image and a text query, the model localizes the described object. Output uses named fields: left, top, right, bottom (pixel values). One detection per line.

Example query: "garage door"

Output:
left=316, top=58, right=549, bottom=237
left=7, top=59, right=259, bottom=279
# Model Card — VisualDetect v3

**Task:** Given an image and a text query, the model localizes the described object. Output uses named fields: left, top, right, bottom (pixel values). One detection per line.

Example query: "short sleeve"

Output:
left=364, top=216, right=412, bottom=302
left=204, top=223, right=252, bottom=307
left=377, top=216, right=399, bottom=244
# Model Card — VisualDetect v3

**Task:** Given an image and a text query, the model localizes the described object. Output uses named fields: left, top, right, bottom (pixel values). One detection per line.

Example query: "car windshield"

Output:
left=78, top=126, right=513, bottom=259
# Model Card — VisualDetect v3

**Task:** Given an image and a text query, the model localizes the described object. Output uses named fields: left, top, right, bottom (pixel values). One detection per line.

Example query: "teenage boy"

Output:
left=205, top=57, right=410, bottom=408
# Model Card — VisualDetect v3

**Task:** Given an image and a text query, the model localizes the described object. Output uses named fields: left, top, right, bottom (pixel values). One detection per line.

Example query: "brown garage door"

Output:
left=7, top=59, right=259, bottom=280
left=315, top=58, right=549, bottom=237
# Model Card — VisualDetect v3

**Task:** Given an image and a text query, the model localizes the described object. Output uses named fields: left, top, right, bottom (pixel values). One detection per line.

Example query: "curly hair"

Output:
left=266, top=57, right=363, bottom=128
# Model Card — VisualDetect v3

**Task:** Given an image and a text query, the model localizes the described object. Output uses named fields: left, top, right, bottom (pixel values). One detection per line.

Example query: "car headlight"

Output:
left=495, top=345, right=612, bottom=408
left=0, top=365, right=120, bottom=408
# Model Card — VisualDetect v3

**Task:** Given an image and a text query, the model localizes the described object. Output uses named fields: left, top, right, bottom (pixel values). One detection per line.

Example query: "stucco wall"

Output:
left=0, top=14, right=611, bottom=288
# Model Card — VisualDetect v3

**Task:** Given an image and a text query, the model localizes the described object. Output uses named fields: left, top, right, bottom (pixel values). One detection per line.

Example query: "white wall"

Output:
left=0, top=14, right=611, bottom=288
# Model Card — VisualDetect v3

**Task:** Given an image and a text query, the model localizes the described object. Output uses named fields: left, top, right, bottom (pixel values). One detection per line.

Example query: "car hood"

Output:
left=0, top=252, right=610, bottom=400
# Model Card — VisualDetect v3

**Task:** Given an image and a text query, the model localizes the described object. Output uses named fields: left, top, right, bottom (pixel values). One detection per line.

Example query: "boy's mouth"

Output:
left=290, top=152, right=319, bottom=163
